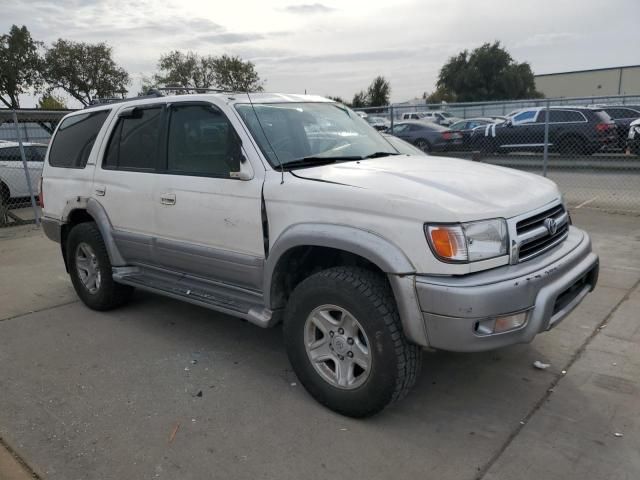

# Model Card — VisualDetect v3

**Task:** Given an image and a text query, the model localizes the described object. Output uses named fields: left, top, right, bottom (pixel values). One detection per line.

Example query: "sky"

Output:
left=2, top=0, right=640, bottom=107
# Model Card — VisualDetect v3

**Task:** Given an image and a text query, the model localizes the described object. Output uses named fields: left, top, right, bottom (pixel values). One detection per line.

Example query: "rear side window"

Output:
left=104, top=107, right=163, bottom=170
left=606, top=108, right=640, bottom=119
left=0, top=146, right=20, bottom=161
left=28, top=146, right=47, bottom=162
left=49, top=110, right=110, bottom=168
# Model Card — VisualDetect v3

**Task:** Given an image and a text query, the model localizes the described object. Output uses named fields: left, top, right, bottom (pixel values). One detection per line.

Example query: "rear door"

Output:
left=92, top=104, right=165, bottom=264
left=150, top=102, right=264, bottom=290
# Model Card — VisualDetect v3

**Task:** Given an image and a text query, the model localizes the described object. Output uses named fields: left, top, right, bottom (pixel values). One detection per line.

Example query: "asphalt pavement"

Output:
left=0, top=209, right=639, bottom=480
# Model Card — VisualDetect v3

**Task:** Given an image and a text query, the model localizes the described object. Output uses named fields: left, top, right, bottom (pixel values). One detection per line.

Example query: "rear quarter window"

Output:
left=49, top=110, right=110, bottom=168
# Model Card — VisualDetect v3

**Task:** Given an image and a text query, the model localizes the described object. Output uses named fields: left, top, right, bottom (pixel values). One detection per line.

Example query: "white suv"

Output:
left=41, top=93, right=599, bottom=417
left=401, top=110, right=460, bottom=125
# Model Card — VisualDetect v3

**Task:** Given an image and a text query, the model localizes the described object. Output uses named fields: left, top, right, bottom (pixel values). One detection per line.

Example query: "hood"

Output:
left=291, top=155, right=560, bottom=221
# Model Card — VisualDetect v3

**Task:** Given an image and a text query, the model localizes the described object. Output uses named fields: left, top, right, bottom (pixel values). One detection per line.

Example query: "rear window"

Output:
left=49, top=110, right=110, bottom=168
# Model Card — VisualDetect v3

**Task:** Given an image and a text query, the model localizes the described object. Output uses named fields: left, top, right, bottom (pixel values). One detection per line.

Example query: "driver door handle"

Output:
left=160, top=193, right=176, bottom=206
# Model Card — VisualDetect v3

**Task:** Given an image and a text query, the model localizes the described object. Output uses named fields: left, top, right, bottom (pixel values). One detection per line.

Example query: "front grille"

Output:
left=516, top=204, right=568, bottom=262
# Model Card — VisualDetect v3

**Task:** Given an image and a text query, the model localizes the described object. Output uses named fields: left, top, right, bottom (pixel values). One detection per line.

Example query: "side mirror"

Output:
left=228, top=142, right=251, bottom=180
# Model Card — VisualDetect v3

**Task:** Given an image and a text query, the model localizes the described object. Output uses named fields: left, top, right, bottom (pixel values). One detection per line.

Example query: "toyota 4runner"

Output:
left=40, top=93, right=599, bottom=417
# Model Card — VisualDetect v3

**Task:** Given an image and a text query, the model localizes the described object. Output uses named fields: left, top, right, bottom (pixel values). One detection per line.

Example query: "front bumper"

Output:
left=414, top=226, right=598, bottom=352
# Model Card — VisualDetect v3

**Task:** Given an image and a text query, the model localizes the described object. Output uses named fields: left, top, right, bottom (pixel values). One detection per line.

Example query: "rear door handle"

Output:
left=95, top=185, right=106, bottom=196
left=160, top=193, right=176, bottom=205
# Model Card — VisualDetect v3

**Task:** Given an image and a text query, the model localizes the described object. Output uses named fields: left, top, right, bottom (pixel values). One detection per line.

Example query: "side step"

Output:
left=112, top=266, right=276, bottom=328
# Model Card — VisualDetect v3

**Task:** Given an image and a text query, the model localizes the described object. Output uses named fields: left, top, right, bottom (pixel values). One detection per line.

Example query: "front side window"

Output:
left=512, top=110, right=537, bottom=124
left=167, top=104, right=240, bottom=177
left=49, top=110, right=110, bottom=168
left=104, top=107, right=162, bottom=170
left=28, top=146, right=47, bottom=162
left=0, top=147, right=20, bottom=161
left=236, top=102, right=397, bottom=167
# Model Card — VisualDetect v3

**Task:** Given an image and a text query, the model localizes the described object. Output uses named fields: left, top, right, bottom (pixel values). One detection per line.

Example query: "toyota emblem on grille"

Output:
left=544, top=218, right=558, bottom=235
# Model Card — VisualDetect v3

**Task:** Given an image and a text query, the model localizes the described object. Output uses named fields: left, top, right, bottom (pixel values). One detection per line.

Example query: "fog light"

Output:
left=475, top=312, right=528, bottom=335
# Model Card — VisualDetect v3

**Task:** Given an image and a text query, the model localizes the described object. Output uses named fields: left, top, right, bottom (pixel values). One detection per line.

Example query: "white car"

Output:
left=0, top=141, right=47, bottom=207
left=628, top=118, right=640, bottom=155
left=401, top=110, right=460, bottom=126
left=41, top=93, right=599, bottom=417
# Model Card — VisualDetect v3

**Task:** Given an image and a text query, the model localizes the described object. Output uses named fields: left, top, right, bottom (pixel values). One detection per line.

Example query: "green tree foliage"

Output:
left=367, top=76, right=391, bottom=107
left=152, top=51, right=263, bottom=92
left=434, top=42, right=542, bottom=102
left=38, top=93, right=66, bottom=109
left=326, top=95, right=346, bottom=104
left=211, top=54, right=263, bottom=92
left=44, top=39, right=129, bottom=106
left=351, top=90, right=368, bottom=108
left=0, top=25, right=42, bottom=108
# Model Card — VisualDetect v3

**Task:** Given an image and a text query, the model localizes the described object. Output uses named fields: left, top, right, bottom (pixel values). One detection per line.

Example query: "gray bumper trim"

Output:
left=41, top=217, right=62, bottom=243
left=415, top=226, right=599, bottom=352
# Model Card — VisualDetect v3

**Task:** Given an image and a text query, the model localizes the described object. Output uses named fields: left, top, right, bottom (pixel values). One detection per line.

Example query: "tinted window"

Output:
left=605, top=108, right=640, bottom=119
left=28, top=146, right=47, bottom=162
left=167, top=105, right=238, bottom=176
left=104, top=107, right=162, bottom=170
left=49, top=110, right=109, bottom=168
left=392, top=124, right=411, bottom=134
left=0, top=146, right=20, bottom=161
left=513, top=110, right=537, bottom=123
left=545, top=110, right=585, bottom=122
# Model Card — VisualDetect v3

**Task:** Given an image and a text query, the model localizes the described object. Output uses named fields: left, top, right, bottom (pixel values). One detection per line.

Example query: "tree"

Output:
left=367, top=76, right=390, bottom=106
left=212, top=54, right=263, bottom=92
left=326, top=95, right=346, bottom=104
left=0, top=25, right=42, bottom=108
left=43, top=39, right=129, bottom=106
left=38, top=93, right=66, bottom=109
left=434, top=41, right=542, bottom=102
left=153, top=51, right=263, bottom=92
left=351, top=90, right=368, bottom=108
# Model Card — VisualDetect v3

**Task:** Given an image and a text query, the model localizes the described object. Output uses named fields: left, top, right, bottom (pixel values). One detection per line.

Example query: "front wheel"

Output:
left=283, top=267, right=422, bottom=417
left=67, top=222, right=134, bottom=311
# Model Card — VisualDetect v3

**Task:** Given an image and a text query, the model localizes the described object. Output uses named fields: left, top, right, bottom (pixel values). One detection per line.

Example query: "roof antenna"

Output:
left=246, top=91, right=285, bottom=184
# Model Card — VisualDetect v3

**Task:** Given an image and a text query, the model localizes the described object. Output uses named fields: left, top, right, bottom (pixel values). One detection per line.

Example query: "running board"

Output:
left=112, top=266, right=276, bottom=328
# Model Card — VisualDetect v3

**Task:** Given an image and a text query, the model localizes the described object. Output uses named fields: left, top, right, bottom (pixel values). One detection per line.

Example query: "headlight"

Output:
left=425, top=219, right=508, bottom=263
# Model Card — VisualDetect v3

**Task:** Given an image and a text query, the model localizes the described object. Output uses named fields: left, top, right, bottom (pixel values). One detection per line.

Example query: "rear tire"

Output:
left=283, top=266, right=422, bottom=417
left=67, top=222, right=134, bottom=311
left=415, top=139, right=431, bottom=152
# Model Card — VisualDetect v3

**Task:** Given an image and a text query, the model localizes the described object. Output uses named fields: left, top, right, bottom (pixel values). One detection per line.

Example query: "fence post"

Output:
left=542, top=99, right=550, bottom=178
left=11, top=110, right=40, bottom=226
left=389, top=104, right=394, bottom=131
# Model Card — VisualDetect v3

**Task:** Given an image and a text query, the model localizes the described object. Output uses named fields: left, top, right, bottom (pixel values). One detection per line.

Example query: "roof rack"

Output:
left=84, top=87, right=251, bottom=109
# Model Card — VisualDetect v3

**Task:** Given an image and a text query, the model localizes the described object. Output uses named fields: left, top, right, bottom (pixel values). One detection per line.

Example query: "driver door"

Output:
left=151, top=102, right=264, bottom=290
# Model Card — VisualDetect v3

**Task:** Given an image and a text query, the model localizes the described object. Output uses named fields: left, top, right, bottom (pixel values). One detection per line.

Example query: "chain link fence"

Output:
left=0, top=109, right=69, bottom=227
left=356, top=95, right=640, bottom=214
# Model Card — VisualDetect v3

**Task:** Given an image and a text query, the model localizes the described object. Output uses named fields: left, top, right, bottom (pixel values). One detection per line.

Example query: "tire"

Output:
left=415, top=139, right=431, bottom=152
left=66, top=222, right=134, bottom=311
left=283, top=266, right=422, bottom=417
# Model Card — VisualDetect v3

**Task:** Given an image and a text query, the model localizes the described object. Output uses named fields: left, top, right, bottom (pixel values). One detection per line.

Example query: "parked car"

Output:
left=355, top=111, right=368, bottom=119
left=401, top=110, right=461, bottom=126
left=366, top=116, right=391, bottom=131
left=41, top=93, right=598, bottom=417
left=628, top=117, right=640, bottom=155
left=448, top=118, right=500, bottom=149
left=599, top=105, right=640, bottom=149
left=469, top=106, right=617, bottom=155
left=390, top=120, right=463, bottom=152
left=0, top=141, right=47, bottom=210
left=381, top=133, right=427, bottom=156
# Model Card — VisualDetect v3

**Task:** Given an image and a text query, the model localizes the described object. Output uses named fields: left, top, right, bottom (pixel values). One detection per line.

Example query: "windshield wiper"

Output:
left=362, top=151, right=400, bottom=159
left=281, top=156, right=363, bottom=169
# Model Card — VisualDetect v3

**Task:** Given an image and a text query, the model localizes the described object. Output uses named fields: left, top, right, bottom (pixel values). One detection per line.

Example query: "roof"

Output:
left=535, top=65, right=640, bottom=77
left=0, top=109, right=74, bottom=123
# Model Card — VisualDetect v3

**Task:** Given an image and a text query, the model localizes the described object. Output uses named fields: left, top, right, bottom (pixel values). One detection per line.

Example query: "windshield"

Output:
left=235, top=102, right=397, bottom=167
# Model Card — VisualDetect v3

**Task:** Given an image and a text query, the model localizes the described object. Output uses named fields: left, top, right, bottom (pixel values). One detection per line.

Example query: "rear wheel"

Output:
left=415, top=139, right=431, bottom=152
left=283, top=266, right=421, bottom=417
left=67, top=222, right=134, bottom=310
